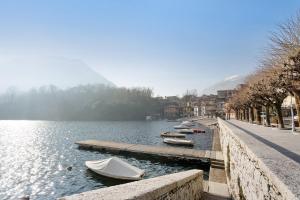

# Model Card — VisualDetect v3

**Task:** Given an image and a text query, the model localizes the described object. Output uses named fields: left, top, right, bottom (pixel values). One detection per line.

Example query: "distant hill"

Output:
left=200, top=75, right=245, bottom=95
left=0, top=56, right=115, bottom=93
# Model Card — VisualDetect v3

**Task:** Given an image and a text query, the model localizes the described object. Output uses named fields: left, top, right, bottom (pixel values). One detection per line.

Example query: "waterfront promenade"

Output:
left=221, top=119, right=300, bottom=199
left=226, top=119, right=300, bottom=162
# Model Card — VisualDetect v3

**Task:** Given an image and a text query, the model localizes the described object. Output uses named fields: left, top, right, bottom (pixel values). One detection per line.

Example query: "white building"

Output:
left=193, top=106, right=199, bottom=117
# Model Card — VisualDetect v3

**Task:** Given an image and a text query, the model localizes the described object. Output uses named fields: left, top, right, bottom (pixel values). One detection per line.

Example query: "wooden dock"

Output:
left=75, top=140, right=223, bottom=162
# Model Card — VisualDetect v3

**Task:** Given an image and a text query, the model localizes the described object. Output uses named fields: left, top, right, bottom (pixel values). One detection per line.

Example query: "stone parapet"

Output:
left=218, top=118, right=299, bottom=200
left=59, top=169, right=203, bottom=200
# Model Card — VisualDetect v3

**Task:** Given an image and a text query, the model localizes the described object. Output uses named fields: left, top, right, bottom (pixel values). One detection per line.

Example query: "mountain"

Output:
left=200, top=75, right=245, bottom=95
left=0, top=56, right=115, bottom=93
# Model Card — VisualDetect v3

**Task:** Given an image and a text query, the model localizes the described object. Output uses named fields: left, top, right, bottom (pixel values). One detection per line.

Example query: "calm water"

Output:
left=0, top=120, right=212, bottom=200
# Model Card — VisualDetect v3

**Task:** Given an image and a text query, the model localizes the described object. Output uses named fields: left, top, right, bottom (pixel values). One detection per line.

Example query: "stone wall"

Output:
left=59, top=169, right=203, bottom=200
left=218, top=118, right=296, bottom=200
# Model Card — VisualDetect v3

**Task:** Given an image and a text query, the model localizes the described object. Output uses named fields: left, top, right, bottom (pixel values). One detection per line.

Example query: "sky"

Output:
left=0, top=0, right=300, bottom=96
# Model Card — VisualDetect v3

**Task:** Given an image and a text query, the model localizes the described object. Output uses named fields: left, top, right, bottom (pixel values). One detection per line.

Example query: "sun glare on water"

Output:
left=0, top=121, right=58, bottom=199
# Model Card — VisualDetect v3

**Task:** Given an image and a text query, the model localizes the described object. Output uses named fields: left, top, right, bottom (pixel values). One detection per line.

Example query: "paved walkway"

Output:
left=227, top=119, right=300, bottom=162
left=224, top=119, right=300, bottom=199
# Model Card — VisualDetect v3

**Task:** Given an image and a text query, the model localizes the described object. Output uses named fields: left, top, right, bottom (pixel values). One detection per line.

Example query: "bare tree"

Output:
left=269, top=11, right=300, bottom=125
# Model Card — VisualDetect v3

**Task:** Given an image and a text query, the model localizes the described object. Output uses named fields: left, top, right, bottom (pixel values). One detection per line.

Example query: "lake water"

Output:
left=0, top=120, right=212, bottom=200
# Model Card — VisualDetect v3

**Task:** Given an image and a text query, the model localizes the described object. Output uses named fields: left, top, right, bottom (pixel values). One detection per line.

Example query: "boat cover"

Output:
left=85, top=157, right=145, bottom=180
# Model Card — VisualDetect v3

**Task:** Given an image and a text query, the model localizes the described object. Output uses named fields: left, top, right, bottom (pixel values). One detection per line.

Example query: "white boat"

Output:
left=160, top=132, right=186, bottom=138
left=85, top=157, right=145, bottom=181
left=163, top=138, right=194, bottom=146
left=181, top=121, right=195, bottom=127
left=174, top=125, right=189, bottom=129
left=177, top=129, right=194, bottom=134
left=145, top=116, right=152, bottom=120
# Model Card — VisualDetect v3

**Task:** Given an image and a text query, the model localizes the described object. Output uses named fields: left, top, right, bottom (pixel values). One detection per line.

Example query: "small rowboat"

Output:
left=193, top=129, right=205, bottom=133
left=174, top=125, right=189, bottom=129
left=163, top=138, right=194, bottom=146
left=160, top=132, right=186, bottom=138
left=85, top=157, right=145, bottom=181
left=177, top=129, right=194, bottom=134
left=181, top=121, right=195, bottom=127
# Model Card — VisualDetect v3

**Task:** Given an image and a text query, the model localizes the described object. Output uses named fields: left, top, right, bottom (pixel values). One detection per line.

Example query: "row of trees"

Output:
left=0, top=84, right=162, bottom=121
left=225, top=12, right=300, bottom=128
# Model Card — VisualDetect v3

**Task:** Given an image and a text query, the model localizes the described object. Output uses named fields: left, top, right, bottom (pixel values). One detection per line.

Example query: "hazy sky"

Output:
left=1, top=0, right=300, bottom=96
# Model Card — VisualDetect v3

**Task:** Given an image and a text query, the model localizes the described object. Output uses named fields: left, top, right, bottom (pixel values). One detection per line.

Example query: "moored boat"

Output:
left=193, top=129, right=205, bottom=133
left=163, top=138, right=194, bottom=146
left=177, top=128, right=194, bottom=134
left=160, top=132, right=186, bottom=138
left=181, top=121, right=195, bottom=127
left=85, top=157, right=145, bottom=181
left=174, top=125, right=189, bottom=129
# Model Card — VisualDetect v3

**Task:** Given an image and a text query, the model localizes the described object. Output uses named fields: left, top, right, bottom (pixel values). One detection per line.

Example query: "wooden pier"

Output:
left=75, top=140, right=223, bottom=162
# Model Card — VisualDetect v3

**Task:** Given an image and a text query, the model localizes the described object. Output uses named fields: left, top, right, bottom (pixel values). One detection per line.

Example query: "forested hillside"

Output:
left=0, top=85, right=162, bottom=121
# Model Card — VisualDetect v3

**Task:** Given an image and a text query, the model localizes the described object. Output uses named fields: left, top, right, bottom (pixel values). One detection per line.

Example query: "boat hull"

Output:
left=87, top=167, right=144, bottom=181
left=160, top=132, right=186, bottom=138
left=173, top=125, right=189, bottom=129
left=163, top=138, right=194, bottom=146
left=85, top=157, right=145, bottom=181
left=193, top=129, right=205, bottom=133
left=177, top=129, right=194, bottom=134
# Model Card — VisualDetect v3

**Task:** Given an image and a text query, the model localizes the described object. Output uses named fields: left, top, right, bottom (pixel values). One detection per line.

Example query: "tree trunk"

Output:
left=265, top=105, right=271, bottom=127
left=243, top=109, right=246, bottom=121
left=255, top=106, right=262, bottom=125
left=227, top=112, right=231, bottom=120
left=294, top=92, right=300, bottom=127
left=246, top=108, right=249, bottom=122
left=235, top=110, right=238, bottom=120
left=275, top=103, right=284, bottom=129
left=249, top=107, right=254, bottom=123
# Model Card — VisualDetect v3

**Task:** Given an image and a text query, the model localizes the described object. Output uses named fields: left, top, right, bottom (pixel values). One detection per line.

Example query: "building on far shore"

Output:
left=199, top=94, right=217, bottom=117
left=216, top=90, right=235, bottom=118
left=162, top=96, right=182, bottom=119
left=160, top=90, right=235, bottom=119
left=193, top=106, right=199, bottom=117
left=198, top=89, right=235, bottom=118
left=164, top=103, right=181, bottom=119
left=165, top=96, right=181, bottom=103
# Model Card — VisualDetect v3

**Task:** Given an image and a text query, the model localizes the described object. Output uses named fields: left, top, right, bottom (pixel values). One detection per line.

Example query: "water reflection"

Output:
left=0, top=120, right=212, bottom=200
